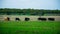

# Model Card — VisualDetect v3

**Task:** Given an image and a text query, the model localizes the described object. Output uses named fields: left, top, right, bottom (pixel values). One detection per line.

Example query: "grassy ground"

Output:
left=0, top=21, right=60, bottom=34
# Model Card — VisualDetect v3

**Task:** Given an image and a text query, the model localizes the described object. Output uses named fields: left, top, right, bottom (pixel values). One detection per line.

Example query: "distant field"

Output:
left=0, top=21, right=60, bottom=34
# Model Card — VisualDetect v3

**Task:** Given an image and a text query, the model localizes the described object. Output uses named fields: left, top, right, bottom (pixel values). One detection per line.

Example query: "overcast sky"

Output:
left=0, top=0, right=60, bottom=10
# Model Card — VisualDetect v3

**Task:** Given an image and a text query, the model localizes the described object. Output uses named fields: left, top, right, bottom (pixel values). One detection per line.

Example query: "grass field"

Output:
left=0, top=21, right=60, bottom=34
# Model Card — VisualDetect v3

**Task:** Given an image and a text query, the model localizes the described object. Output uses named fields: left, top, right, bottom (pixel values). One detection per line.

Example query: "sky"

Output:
left=0, top=0, right=60, bottom=10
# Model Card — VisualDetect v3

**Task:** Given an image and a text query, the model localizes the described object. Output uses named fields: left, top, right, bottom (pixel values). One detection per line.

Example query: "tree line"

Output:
left=0, top=8, right=60, bottom=15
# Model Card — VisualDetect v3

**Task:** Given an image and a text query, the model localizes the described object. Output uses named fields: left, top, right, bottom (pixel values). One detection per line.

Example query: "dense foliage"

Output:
left=0, top=8, right=60, bottom=15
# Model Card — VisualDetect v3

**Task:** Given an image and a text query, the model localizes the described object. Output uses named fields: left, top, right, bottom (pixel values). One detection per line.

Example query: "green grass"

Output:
left=0, top=21, right=60, bottom=34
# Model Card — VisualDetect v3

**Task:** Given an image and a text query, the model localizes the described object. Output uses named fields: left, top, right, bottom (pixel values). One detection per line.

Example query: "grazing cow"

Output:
left=4, top=17, right=10, bottom=21
left=48, top=18, right=55, bottom=21
left=25, top=18, right=30, bottom=21
left=15, top=18, right=20, bottom=21
left=38, top=18, right=46, bottom=21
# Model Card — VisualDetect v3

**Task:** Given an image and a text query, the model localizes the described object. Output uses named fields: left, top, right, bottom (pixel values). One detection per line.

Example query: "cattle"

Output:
left=4, top=17, right=10, bottom=21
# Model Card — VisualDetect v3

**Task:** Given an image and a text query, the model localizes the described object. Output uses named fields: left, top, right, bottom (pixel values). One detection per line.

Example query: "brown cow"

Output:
left=4, top=17, right=10, bottom=21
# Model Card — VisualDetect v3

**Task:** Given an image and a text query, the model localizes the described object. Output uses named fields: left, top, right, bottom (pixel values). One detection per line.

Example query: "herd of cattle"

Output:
left=0, top=15, right=60, bottom=21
